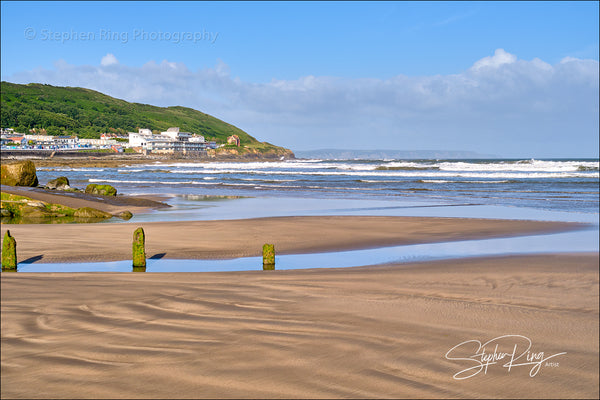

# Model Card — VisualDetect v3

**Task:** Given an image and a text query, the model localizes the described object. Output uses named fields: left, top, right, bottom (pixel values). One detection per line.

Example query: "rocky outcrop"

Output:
left=206, top=146, right=295, bottom=160
left=0, top=160, right=39, bottom=186
left=85, top=183, right=117, bottom=196
left=1, top=192, right=120, bottom=222
left=73, top=207, right=113, bottom=219
left=45, top=176, right=71, bottom=190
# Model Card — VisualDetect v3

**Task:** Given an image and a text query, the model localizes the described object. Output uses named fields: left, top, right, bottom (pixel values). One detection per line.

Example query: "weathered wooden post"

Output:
left=132, top=227, right=146, bottom=269
left=262, top=243, right=275, bottom=270
left=2, top=230, right=17, bottom=271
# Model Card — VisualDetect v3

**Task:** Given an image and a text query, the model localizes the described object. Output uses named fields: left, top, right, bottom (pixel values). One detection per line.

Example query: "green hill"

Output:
left=0, top=82, right=292, bottom=156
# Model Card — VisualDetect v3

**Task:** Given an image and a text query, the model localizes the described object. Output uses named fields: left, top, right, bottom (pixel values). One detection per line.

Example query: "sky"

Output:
left=1, top=1, right=598, bottom=158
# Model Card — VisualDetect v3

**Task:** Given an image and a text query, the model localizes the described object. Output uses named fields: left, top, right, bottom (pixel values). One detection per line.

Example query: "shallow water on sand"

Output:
left=10, top=196, right=599, bottom=273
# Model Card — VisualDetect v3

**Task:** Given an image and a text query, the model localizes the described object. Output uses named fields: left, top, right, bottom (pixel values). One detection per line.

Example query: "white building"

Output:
left=160, top=127, right=193, bottom=141
left=189, top=135, right=205, bottom=143
left=128, top=127, right=211, bottom=154
left=128, top=129, right=155, bottom=148
left=24, top=134, right=55, bottom=144
left=79, top=138, right=118, bottom=147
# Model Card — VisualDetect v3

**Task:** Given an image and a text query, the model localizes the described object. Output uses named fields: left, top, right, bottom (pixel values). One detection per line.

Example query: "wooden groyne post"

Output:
left=263, top=243, right=275, bottom=270
left=132, top=227, right=146, bottom=269
left=2, top=230, right=17, bottom=271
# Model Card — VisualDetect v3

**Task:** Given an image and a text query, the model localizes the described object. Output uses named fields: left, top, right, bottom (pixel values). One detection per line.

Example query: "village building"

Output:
left=127, top=127, right=217, bottom=155
left=227, top=134, right=240, bottom=146
left=78, top=138, right=118, bottom=147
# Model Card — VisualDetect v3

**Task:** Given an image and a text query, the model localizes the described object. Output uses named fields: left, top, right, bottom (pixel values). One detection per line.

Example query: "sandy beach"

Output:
left=1, top=180, right=597, bottom=398
left=1, top=253, right=598, bottom=399
left=0, top=215, right=581, bottom=263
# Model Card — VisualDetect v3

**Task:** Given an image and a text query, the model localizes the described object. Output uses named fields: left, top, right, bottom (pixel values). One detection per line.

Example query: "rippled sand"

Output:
left=2, top=253, right=598, bottom=399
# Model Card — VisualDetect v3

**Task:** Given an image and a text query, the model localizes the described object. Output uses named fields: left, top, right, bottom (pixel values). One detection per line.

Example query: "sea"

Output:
left=37, top=158, right=599, bottom=214
left=16, top=157, right=600, bottom=272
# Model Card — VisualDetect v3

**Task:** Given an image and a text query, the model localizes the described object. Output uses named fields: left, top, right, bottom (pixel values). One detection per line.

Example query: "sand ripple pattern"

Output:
left=2, top=254, right=598, bottom=399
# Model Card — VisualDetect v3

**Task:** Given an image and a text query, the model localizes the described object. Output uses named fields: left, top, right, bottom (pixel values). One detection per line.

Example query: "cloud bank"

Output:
left=5, top=49, right=599, bottom=157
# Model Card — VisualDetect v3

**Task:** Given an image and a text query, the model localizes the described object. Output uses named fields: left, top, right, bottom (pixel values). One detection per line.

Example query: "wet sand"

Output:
left=0, top=215, right=581, bottom=263
left=1, top=253, right=598, bottom=399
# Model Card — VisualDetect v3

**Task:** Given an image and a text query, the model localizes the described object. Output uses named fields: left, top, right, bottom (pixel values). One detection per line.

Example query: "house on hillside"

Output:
left=227, top=135, right=240, bottom=146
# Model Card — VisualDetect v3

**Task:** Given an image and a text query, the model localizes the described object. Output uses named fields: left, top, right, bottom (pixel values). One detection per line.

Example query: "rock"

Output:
left=115, top=210, right=133, bottom=220
left=0, top=207, right=12, bottom=218
left=73, top=207, right=113, bottom=219
left=17, top=205, right=52, bottom=218
left=26, top=201, right=47, bottom=208
left=85, top=183, right=117, bottom=196
left=0, top=160, right=39, bottom=187
left=45, top=176, right=71, bottom=190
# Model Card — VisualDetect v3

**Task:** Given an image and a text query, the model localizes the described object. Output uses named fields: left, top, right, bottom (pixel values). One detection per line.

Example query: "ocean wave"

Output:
left=375, top=166, right=440, bottom=171
left=89, top=178, right=200, bottom=185
left=125, top=159, right=600, bottom=174
left=43, top=167, right=105, bottom=172
left=436, top=159, right=599, bottom=172
left=419, top=179, right=512, bottom=184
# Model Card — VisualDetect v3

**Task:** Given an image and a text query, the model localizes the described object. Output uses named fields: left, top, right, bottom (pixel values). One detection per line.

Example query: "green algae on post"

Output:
left=132, top=227, right=146, bottom=268
left=263, top=243, right=275, bottom=270
left=2, top=230, right=17, bottom=271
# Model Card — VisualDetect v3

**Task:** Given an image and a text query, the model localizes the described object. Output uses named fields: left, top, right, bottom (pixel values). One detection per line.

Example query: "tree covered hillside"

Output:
left=0, top=82, right=287, bottom=154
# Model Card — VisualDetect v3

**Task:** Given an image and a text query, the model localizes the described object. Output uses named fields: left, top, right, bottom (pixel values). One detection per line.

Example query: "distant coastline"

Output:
left=294, top=149, right=498, bottom=160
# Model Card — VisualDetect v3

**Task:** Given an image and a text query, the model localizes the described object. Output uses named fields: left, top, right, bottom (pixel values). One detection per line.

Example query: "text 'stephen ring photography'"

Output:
left=1, top=1, right=598, bottom=399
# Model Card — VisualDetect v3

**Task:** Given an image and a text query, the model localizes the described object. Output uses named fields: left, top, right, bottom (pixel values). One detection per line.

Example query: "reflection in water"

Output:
left=10, top=226, right=599, bottom=273
left=1, top=216, right=114, bottom=224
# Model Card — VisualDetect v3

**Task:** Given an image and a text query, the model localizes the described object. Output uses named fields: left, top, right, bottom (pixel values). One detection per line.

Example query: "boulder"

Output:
left=73, top=207, right=113, bottom=219
left=0, top=160, right=39, bottom=187
left=45, top=176, right=71, bottom=190
left=85, top=183, right=117, bottom=196
left=115, top=210, right=133, bottom=220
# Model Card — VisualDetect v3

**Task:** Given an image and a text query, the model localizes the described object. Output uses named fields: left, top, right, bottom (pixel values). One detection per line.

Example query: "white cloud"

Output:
left=471, top=48, right=517, bottom=70
left=100, top=53, right=118, bottom=66
left=4, top=49, right=599, bottom=157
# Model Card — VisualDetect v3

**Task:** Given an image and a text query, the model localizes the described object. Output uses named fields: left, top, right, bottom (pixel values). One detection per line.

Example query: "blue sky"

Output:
left=1, top=1, right=598, bottom=157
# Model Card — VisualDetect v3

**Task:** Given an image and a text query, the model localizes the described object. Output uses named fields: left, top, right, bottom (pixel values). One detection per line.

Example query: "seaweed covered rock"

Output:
left=115, top=210, right=133, bottom=220
left=85, top=183, right=117, bottom=196
left=0, top=160, right=38, bottom=187
left=19, top=204, right=53, bottom=218
left=73, top=207, right=113, bottom=219
left=45, top=176, right=71, bottom=190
